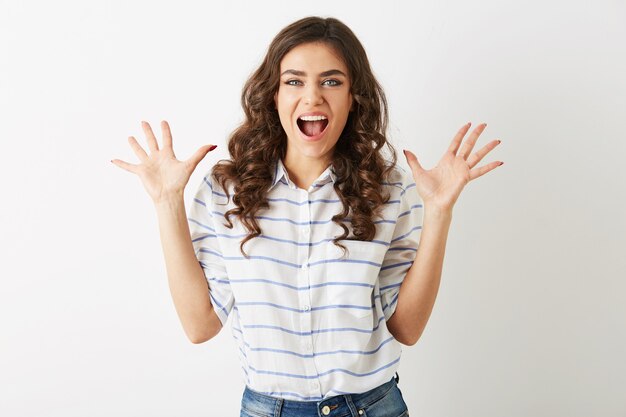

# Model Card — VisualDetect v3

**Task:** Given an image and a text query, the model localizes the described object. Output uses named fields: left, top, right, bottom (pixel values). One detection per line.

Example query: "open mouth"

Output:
left=296, top=116, right=329, bottom=138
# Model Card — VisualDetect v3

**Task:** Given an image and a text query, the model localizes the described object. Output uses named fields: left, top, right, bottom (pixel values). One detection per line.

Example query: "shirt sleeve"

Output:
left=379, top=168, right=424, bottom=322
left=187, top=172, right=234, bottom=327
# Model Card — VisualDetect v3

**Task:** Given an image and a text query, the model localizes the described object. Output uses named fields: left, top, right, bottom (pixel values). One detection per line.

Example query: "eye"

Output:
left=285, top=79, right=302, bottom=86
left=323, top=79, right=342, bottom=86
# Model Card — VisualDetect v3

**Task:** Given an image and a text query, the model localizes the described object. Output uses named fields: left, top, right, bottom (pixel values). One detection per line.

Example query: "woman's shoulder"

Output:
left=194, top=166, right=235, bottom=206
left=384, top=162, right=413, bottom=192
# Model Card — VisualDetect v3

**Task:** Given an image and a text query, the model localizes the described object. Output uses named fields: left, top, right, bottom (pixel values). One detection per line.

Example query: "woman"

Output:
left=112, top=16, right=502, bottom=417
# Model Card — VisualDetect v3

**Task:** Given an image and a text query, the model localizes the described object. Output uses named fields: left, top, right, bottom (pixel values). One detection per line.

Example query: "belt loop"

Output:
left=394, top=372, right=400, bottom=384
left=344, top=394, right=360, bottom=416
left=274, top=397, right=283, bottom=417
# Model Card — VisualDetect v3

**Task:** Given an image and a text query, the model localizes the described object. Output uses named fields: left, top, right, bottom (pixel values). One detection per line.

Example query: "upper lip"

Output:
left=297, top=111, right=329, bottom=119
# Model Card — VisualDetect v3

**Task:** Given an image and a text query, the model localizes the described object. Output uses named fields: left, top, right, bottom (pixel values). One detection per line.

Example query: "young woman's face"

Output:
left=274, top=42, right=353, bottom=162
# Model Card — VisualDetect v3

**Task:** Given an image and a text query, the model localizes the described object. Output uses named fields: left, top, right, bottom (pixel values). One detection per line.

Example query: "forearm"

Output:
left=386, top=206, right=452, bottom=345
left=155, top=194, right=220, bottom=343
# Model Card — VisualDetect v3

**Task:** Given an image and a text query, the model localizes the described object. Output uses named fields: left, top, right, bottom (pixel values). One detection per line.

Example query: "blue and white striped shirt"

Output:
left=187, top=157, right=423, bottom=401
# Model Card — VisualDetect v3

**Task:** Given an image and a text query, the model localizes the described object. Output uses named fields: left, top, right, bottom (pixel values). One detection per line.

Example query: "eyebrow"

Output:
left=280, top=69, right=347, bottom=77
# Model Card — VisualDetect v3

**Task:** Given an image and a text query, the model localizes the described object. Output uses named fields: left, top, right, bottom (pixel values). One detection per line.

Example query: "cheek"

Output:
left=276, top=92, right=297, bottom=112
left=330, top=92, right=352, bottom=110
left=275, top=99, right=295, bottom=129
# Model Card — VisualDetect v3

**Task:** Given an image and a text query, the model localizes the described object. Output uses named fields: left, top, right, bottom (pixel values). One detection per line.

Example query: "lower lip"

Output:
left=297, top=120, right=329, bottom=142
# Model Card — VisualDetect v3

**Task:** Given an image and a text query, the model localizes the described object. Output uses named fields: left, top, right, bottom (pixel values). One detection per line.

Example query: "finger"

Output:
left=161, top=120, right=173, bottom=151
left=447, top=122, right=472, bottom=155
left=403, top=149, right=424, bottom=173
left=467, top=139, right=501, bottom=169
left=141, top=120, right=159, bottom=153
left=128, top=136, right=149, bottom=161
left=111, top=158, right=139, bottom=174
left=458, top=123, right=487, bottom=160
left=187, top=144, right=217, bottom=171
left=469, top=160, right=503, bottom=181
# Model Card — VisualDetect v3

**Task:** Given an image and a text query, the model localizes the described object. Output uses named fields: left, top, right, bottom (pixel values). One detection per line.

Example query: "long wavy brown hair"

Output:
left=211, top=16, right=400, bottom=258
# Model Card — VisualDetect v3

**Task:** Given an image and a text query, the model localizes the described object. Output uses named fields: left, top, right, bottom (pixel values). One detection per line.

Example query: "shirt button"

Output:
left=321, top=405, right=331, bottom=415
left=303, top=304, right=311, bottom=311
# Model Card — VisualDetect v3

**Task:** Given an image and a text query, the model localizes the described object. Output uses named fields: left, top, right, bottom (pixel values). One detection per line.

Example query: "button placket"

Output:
left=297, top=191, right=320, bottom=397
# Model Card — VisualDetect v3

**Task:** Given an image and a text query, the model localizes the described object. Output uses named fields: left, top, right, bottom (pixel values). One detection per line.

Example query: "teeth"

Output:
left=299, top=115, right=327, bottom=121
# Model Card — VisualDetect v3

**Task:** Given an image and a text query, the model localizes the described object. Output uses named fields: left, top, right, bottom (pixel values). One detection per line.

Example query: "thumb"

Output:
left=403, top=149, right=423, bottom=172
left=188, top=144, right=217, bottom=171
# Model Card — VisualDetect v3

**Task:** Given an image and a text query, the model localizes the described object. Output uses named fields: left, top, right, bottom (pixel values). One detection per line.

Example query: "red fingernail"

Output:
left=499, top=162, right=504, bottom=166
left=209, top=145, right=217, bottom=151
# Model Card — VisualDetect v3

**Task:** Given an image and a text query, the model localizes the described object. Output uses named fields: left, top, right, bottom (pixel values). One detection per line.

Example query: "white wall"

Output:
left=1, top=0, right=624, bottom=416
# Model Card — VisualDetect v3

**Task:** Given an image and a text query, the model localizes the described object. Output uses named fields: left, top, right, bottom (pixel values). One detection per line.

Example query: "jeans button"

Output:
left=321, top=405, right=331, bottom=415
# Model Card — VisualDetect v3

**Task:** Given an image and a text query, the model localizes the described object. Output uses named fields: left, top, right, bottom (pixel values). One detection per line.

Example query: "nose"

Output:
left=303, top=83, right=324, bottom=105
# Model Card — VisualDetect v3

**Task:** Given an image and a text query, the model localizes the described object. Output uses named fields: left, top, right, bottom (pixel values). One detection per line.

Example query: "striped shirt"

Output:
left=187, top=157, right=423, bottom=401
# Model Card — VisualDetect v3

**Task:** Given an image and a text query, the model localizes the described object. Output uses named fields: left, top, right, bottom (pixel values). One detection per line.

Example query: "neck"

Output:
left=282, top=153, right=332, bottom=190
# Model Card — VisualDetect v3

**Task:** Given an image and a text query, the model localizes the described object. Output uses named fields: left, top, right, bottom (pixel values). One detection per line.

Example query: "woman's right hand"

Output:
left=111, top=120, right=217, bottom=204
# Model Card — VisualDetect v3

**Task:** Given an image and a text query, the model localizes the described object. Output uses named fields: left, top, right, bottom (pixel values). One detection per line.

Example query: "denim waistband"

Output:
left=241, top=372, right=400, bottom=416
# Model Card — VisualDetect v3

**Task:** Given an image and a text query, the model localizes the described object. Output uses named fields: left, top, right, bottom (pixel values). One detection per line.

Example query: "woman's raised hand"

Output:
left=403, top=122, right=503, bottom=212
left=111, top=120, right=217, bottom=204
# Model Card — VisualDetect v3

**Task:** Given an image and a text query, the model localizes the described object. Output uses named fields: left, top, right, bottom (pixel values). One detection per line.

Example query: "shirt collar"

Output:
left=270, top=158, right=337, bottom=191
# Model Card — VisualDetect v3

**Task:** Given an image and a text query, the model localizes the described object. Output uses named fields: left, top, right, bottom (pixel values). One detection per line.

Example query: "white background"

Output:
left=1, top=0, right=625, bottom=416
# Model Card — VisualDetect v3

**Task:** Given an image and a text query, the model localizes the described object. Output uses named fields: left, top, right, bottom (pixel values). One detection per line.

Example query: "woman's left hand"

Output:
left=403, top=122, right=503, bottom=212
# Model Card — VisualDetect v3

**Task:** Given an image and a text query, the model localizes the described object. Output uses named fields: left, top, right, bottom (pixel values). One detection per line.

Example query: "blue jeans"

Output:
left=240, top=372, right=409, bottom=417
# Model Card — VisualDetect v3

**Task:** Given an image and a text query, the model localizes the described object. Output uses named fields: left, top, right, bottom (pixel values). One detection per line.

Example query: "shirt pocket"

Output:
left=324, top=240, right=386, bottom=319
